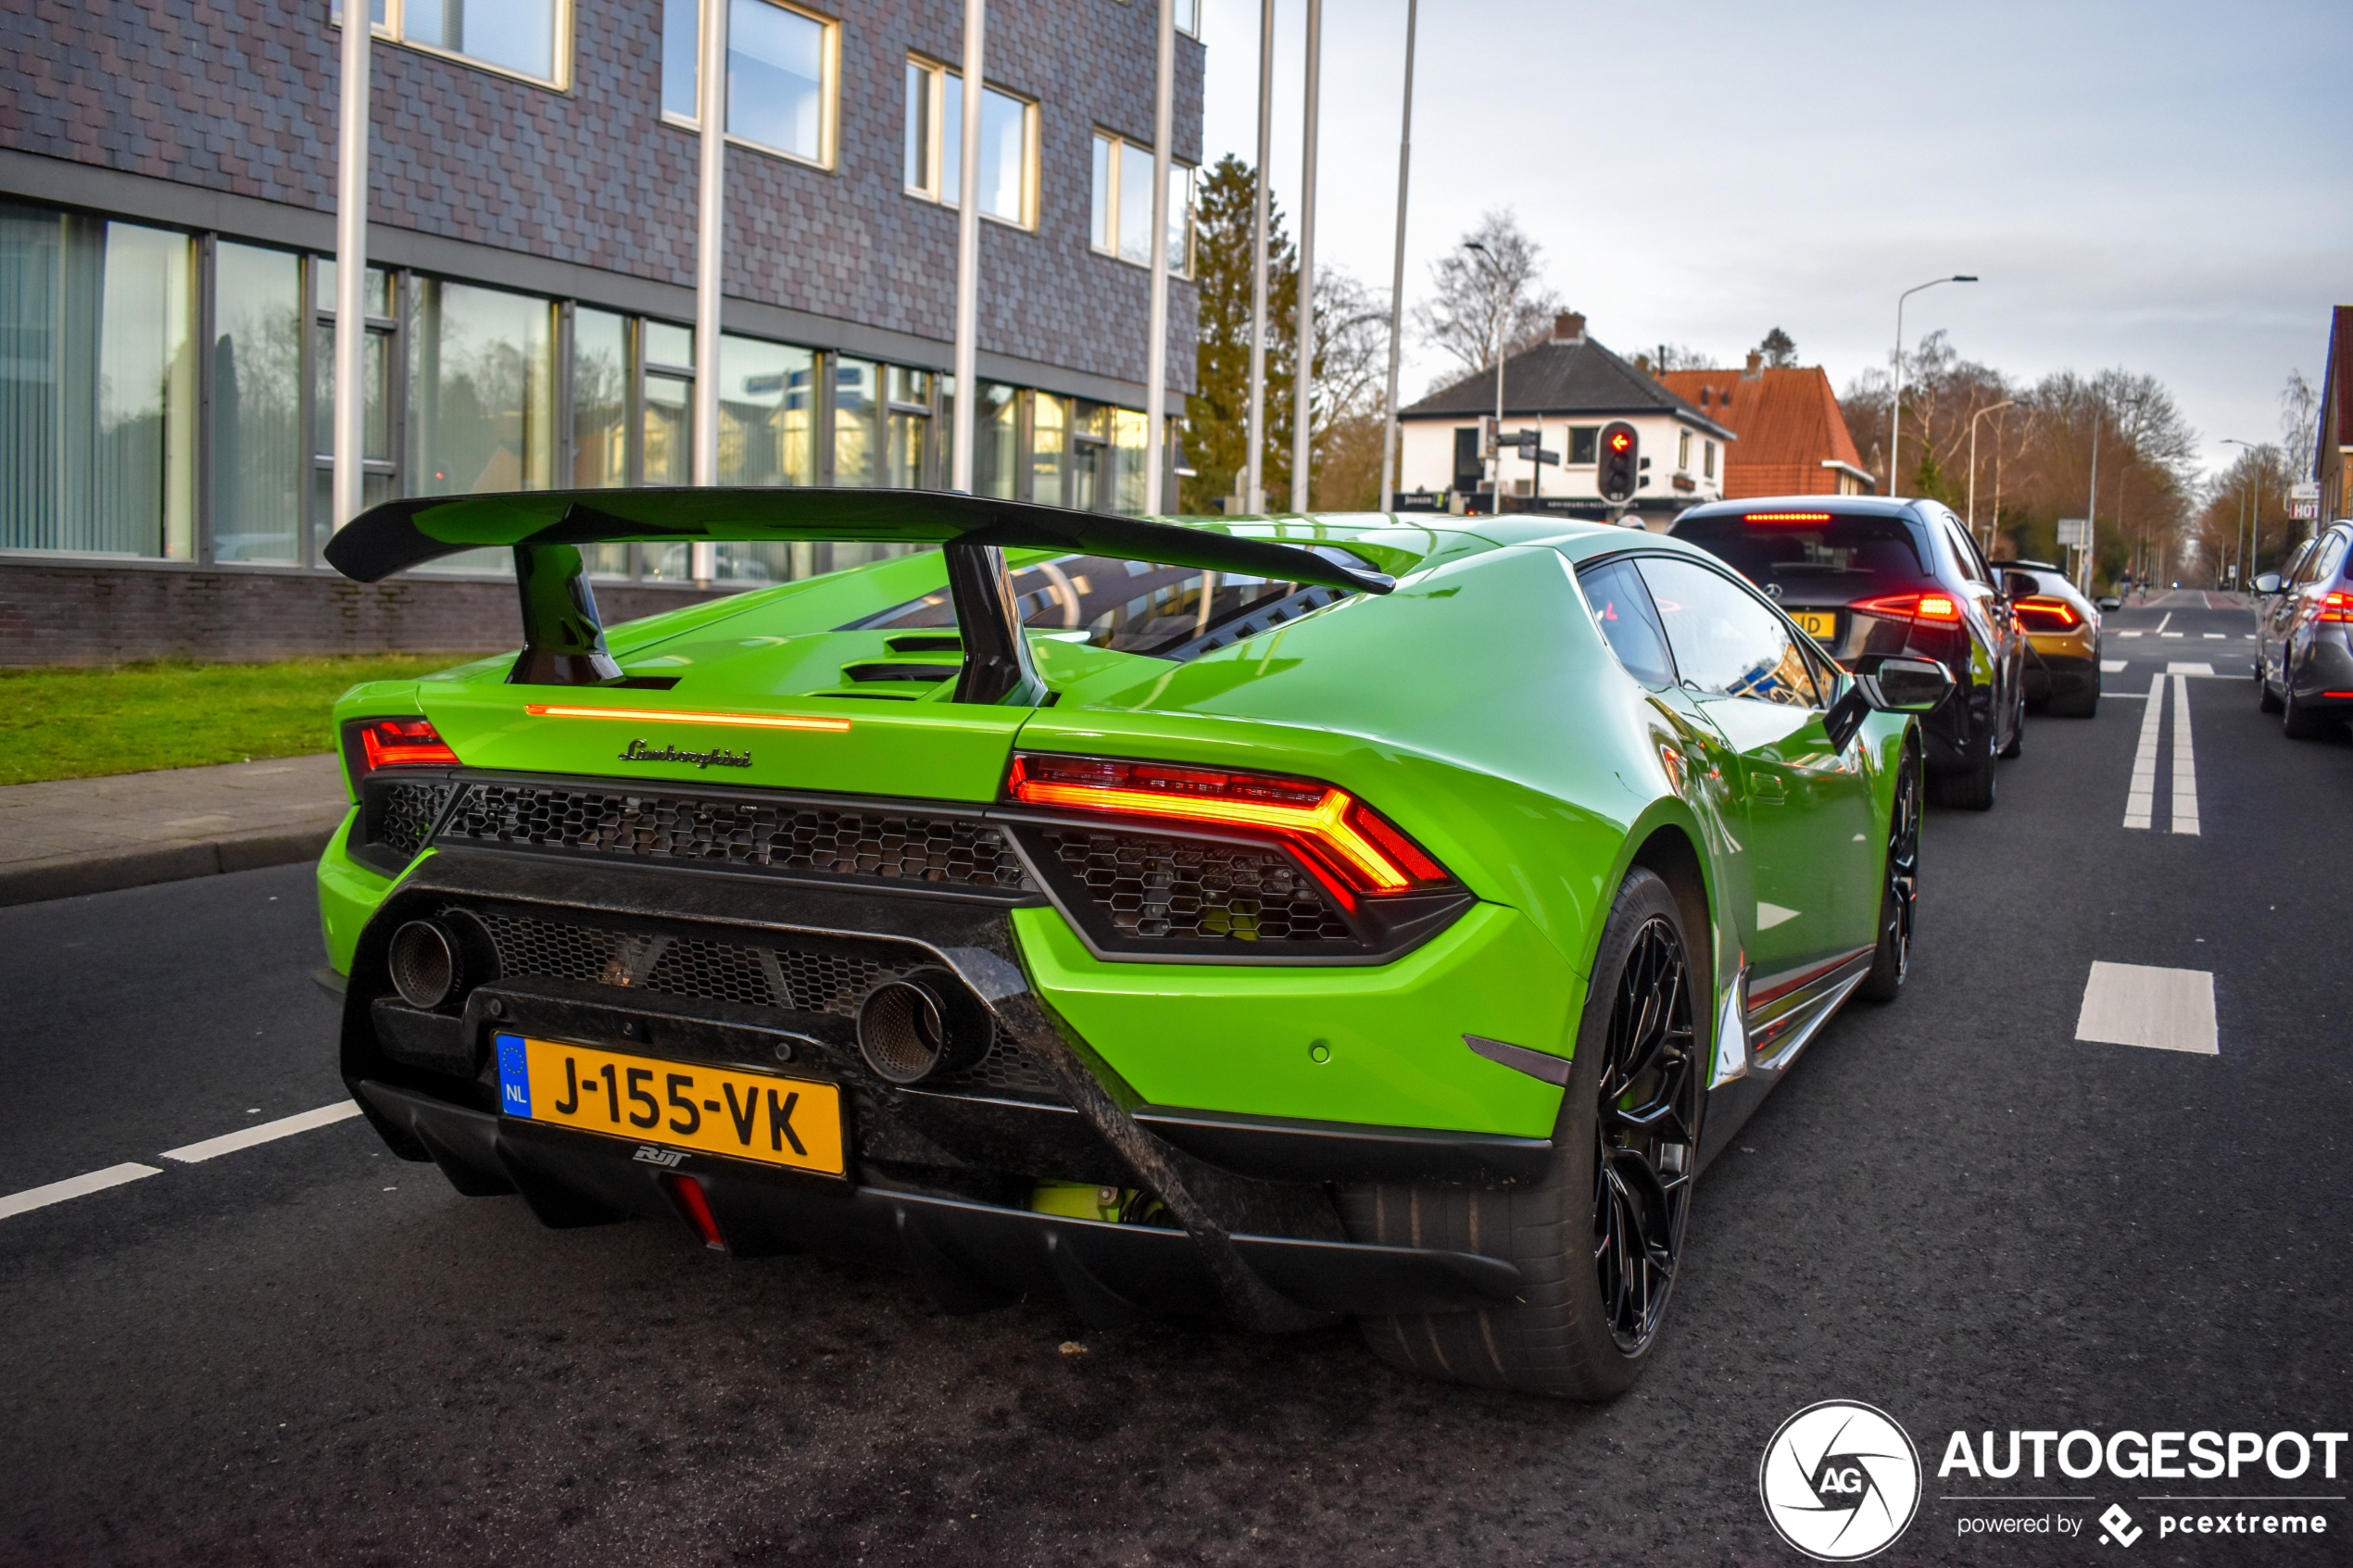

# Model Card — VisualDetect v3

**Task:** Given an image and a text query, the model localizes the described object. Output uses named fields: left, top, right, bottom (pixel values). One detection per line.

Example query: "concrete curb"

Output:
left=0, top=824, right=339, bottom=908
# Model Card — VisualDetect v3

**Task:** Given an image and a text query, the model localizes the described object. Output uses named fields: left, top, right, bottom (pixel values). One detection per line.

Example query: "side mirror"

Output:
left=2252, top=573, right=2283, bottom=596
left=2097, top=596, right=2121, bottom=611
left=2002, top=571, right=2039, bottom=601
left=1823, top=657, right=1955, bottom=751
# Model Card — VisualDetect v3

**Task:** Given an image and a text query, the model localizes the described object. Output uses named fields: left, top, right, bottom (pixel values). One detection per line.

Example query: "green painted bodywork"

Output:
left=320, top=513, right=1912, bottom=1142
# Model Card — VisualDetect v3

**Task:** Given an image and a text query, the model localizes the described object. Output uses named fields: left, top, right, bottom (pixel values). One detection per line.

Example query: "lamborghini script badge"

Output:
left=618, top=738, right=753, bottom=769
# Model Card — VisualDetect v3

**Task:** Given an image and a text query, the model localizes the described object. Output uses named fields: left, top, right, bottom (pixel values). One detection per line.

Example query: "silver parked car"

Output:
left=2254, top=521, right=2353, bottom=737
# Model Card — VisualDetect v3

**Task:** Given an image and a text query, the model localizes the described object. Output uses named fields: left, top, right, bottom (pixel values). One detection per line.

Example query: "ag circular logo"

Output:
left=1758, top=1400, right=1922, bottom=1561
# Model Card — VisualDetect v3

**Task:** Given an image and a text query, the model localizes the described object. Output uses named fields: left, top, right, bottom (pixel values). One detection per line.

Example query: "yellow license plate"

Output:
left=1792, top=611, right=1837, bottom=639
left=495, top=1034, right=845, bottom=1176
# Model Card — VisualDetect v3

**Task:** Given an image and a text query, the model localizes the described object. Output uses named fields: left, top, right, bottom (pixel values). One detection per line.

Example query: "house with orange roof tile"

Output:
left=1655, top=355, right=1877, bottom=498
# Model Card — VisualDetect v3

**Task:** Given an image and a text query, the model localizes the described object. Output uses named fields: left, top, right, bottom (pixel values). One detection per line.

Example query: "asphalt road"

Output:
left=3, top=589, right=2347, bottom=1566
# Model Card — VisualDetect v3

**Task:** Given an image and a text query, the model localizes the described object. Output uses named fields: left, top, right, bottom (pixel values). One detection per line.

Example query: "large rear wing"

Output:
left=322, top=487, right=1393, bottom=703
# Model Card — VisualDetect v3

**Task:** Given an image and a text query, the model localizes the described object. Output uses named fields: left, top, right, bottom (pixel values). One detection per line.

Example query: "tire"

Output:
left=1857, top=744, right=1921, bottom=1004
left=2282, top=681, right=2333, bottom=739
left=1997, top=706, right=2024, bottom=759
left=2258, top=662, right=2284, bottom=714
left=1340, top=868, right=1703, bottom=1400
left=1929, top=720, right=1996, bottom=810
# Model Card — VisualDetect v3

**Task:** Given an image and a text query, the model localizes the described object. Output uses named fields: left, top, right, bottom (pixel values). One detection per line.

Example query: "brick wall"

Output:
left=0, top=559, right=724, bottom=667
left=0, top=0, right=1201, bottom=393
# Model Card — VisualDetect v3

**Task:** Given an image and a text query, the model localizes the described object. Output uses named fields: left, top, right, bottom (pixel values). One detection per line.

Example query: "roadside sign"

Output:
left=2290, top=499, right=2320, bottom=520
left=2057, top=518, right=2089, bottom=546
left=2290, top=482, right=2320, bottom=500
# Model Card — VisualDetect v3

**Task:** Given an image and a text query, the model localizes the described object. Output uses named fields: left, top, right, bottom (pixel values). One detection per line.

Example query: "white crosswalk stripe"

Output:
left=2170, top=674, right=2199, bottom=834
left=2124, top=671, right=2165, bottom=829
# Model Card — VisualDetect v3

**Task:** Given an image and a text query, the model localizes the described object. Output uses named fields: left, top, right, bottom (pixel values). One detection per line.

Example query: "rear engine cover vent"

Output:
left=439, top=783, right=1035, bottom=894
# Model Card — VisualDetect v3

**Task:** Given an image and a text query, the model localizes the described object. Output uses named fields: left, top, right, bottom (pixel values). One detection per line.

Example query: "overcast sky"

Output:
left=1195, top=0, right=2352, bottom=479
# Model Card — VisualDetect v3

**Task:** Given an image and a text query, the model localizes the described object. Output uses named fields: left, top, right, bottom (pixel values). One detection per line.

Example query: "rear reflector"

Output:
left=1855, top=591, right=1962, bottom=623
left=661, top=1173, right=726, bottom=1250
left=358, top=718, right=459, bottom=770
left=1005, top=753, right=1451, bottom=897
left=523, top=704, right=852, bottom=733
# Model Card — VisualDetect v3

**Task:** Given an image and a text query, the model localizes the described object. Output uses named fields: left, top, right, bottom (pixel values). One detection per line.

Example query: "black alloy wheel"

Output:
left=1592, top=915, right=1700, bottom=1353
left=1859, top=745, right=1921, bottom=1002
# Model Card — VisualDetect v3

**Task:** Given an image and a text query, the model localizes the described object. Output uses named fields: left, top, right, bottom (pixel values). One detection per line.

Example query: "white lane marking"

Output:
left=2123, top=671, right=2166, bottom=829
left=2102, top=659, right=2129, bottom=673
left=2167, top=661, right=2214, bottom=676
left=159, top=1100, right=362, bottom=1164
left=2075, top=962, right=2218, bottom=1054
left=2170, top=675, right=2200, bottom=834
left=2203, top=633, right=2225, bottom=639
left=0, top=1162, right=164, bottom=1221
left=2119, top=631, right=2144, bottom=639
left=2160, top=631, right=2183, bottom=638
left=1757, top=902, right=1800, bottom=930
left=2155, top=612, right=2171, bottom=633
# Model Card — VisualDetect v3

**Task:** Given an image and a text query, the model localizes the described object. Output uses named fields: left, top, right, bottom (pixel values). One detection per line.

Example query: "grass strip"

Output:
left=0, top=654, right=484, bottom=785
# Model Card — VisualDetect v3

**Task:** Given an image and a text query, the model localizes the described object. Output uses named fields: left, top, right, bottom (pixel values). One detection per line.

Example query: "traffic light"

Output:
left=1597, top=421, right=1639, bottom=503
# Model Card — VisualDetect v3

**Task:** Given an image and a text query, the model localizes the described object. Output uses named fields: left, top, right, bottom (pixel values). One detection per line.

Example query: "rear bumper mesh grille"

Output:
left=438, top=781, right=1034, bottom=895
left=470, top=909, right=1063, bottom=1100
left=1026, top=826, right=1356, bottom=947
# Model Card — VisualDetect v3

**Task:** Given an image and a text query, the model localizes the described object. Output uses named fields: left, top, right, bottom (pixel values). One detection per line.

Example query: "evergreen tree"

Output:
left=1182, top=156, right=1298, bottom=513
left=1757, top=326, right=1798, bottom=368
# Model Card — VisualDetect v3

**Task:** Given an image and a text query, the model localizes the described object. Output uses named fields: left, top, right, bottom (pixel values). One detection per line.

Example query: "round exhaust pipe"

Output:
left=856, top=972, right=992, bottom=1085
left=387, top=919, right=463, bottom=1010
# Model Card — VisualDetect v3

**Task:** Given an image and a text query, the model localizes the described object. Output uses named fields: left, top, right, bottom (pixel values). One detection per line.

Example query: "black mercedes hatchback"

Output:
left=1669, top=496, right=2027, bottom=809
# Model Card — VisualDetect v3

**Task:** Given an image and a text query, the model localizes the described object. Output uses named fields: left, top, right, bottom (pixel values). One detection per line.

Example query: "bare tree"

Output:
left=1410, top=208, right=1564, bottom=382
left=2280, top=370, right=2320, bottom=480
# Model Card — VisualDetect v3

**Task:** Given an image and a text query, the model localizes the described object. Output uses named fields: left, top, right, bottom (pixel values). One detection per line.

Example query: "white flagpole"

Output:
left=332, top=3, right=371, bottom=533
left=690, top=0, right=729, bottom=583
left=1290, top=0, right=1321, bottom=512
left=1243, top=0, right=1274, bottom=514
left=950, top=0, right=986, bottom=492
left=1142, top=0, right=1176, bottom=515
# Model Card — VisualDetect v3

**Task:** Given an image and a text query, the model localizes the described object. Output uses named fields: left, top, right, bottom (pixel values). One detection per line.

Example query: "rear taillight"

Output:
left=2318, top=591, right=2353, bottom=623
left=2013, top=596, right=2080, bottom=631
left=1005, top=753, right=1452, bottom=902
left=357, top=718, right=459, bottom=770
left=1855, top=592, right=1962, bottom=623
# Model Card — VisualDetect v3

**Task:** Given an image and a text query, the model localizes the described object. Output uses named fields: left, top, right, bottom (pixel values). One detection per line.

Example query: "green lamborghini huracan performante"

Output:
left=318, top=491, right=1946, bottom=1399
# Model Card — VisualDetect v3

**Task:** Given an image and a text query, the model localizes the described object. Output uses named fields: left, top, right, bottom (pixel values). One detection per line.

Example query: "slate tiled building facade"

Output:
left=0, top=0, right=1202, bottom=660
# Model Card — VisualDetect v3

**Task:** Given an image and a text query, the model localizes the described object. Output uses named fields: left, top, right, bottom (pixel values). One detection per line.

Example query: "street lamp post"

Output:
left=1889, top=274, right=1976, bottom=497
left=1242, top=0, right=1273, bottom=514
left=2221, top=438, right=2255, bottom=590
left=1966, top=398, right=2016, bottom=548
left=1464, top=240, right=1505, bottom=513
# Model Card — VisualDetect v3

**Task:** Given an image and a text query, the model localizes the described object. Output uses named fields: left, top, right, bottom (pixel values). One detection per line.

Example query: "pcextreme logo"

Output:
left=1759, top=1400, right=1924, bottom=1561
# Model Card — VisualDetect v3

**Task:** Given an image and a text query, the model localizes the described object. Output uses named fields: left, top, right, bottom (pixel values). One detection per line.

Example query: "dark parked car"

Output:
left=2254, top=521, right=2353, bottom=737
left=1671, top=496, right=2027, bottom=809
left=1995, top=559, right=2101, bottom=717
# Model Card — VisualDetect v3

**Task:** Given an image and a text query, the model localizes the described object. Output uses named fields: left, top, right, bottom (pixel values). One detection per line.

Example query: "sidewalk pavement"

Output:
left=0, top=755, right=349, bottom=907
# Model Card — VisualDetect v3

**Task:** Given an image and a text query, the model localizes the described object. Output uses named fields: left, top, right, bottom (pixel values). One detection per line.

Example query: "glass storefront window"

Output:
left=833, top=357, right=876, bottom=487
left=886, top=366, right=930, bottom=490
left=1031, top=393, right=1067, bottom=508
left=715, top=333, right=816, bottom=583
left=1071, top=402, right=1108, bottom=513
left=972, top=381, right=1017, bottom=500
left=1111, top=407, right=1150, bottom=515
left=210, top=243, right=303, bottom=563
left=569, top=307, right=630, bottom=578
left=407, top=278, right=553, bottom=571
left=0, top=207, right=195, bottom=558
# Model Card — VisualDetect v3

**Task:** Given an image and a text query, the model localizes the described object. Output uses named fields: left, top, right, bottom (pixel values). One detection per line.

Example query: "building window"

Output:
left=903, top=59, right=1038, bottom=227
left=1678, top=430, right=1692, bottom=471
left=1567, top=425, right=1598, bottom=466
left=211, top=242, right=305, bottom=564
left=885, top=366, right=933, bottom=489
left=1704, top=440, right=1716, bottom=480
left=661, top=0, right=838, bottom=169
left=405, top=277, right=555, bottom=572
left=336, top=0, right=569, bottom=89
left=1089, top=132, right=1193, bottom=273
left=0, top=207, right=197, bottom=559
